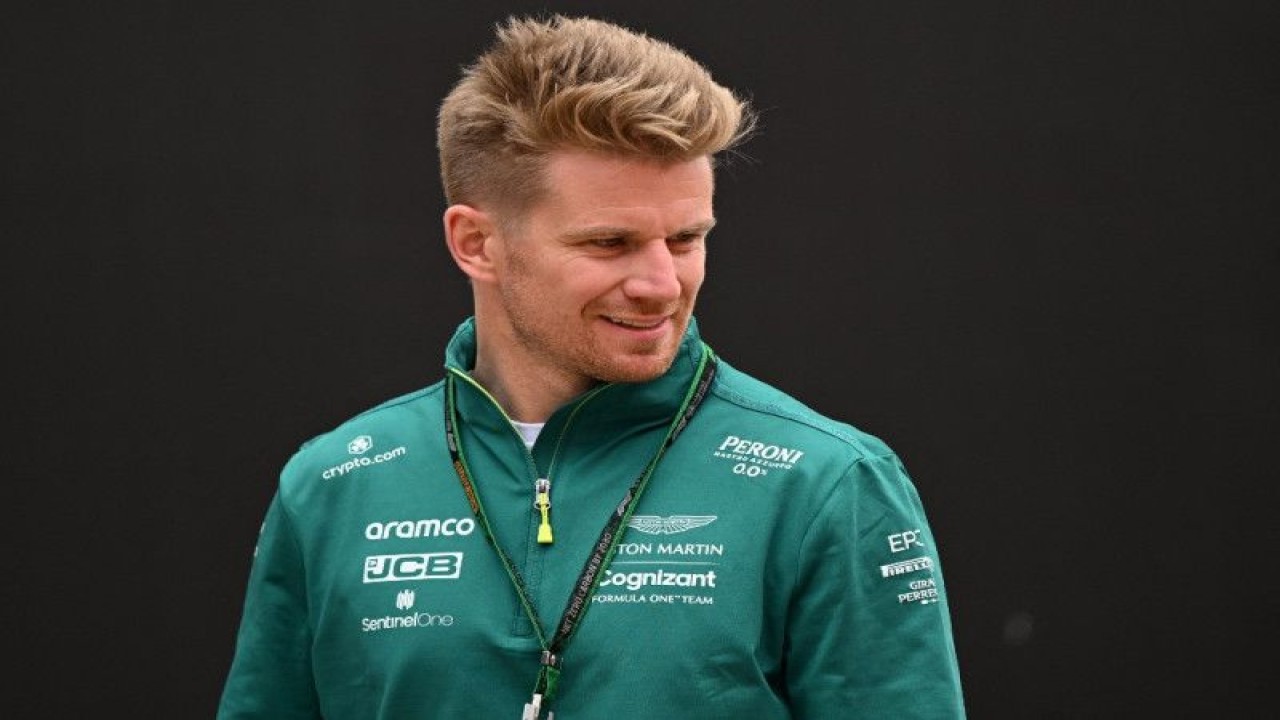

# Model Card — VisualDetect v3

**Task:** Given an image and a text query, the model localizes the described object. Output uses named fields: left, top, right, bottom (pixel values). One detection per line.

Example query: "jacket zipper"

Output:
left=533, top=384, right=611, bottom=545
left=447, top=368, right=612, bottom=548
left=534, top=478, right=553, bottom=544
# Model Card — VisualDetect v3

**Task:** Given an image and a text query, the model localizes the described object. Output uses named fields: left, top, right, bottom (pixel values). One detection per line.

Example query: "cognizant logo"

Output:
left=600, top=568, right=717, bottom=591
left=322, top=443, right=408, bottom=479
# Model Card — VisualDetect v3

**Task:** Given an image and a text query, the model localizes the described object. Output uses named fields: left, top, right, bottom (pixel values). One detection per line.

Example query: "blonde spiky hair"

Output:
left=437, top=15, right=754, bottom=219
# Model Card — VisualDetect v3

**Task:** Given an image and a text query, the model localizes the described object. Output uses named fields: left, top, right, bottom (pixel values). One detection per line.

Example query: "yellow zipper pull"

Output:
left=534, top=478, right=554, bottom=545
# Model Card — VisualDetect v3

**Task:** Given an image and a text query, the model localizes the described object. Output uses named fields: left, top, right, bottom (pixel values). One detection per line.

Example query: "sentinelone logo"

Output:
left=322, top=434, right=408, bottom=479
left=362, top=611, right=455, bottom=633
left=362, top=590, right=455, bottom=633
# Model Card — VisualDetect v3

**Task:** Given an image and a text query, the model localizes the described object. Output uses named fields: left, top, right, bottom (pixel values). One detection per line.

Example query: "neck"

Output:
left=470, top=326, right=597, bottom=424
left=469, top=360, right=593, bottom=424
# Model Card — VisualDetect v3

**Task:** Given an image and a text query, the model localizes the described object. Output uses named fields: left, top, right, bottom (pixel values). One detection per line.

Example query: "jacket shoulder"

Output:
left=278, top=380, right=445, bottom=492
left=297, top=381, right=444, bottom=446
left=711, top=360, right=895, bottom=463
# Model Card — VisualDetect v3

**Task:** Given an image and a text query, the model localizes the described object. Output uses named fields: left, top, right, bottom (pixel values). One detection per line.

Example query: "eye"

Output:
left=589, top=237, right=626, bottom=249
left=668, top=233, right=704, bottom=250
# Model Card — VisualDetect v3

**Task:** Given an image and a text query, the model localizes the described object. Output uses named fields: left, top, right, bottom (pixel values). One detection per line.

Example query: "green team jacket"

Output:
left=218, top=318, right=965, bottom=718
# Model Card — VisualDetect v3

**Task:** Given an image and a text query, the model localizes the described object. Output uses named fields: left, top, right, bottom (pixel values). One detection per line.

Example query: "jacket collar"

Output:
left=443, top=316, right=706, bottom=463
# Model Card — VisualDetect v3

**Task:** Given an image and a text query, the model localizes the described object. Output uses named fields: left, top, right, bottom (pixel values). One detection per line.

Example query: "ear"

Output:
left=443, top=204, right=501, bottom=283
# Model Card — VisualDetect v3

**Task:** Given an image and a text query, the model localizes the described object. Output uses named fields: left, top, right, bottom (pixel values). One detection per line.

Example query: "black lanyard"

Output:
left=443, top=343, right=718, bottom=718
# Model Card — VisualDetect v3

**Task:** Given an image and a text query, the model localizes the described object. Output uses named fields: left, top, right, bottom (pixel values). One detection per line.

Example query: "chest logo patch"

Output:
left=627, top=515, right=717, bottom=535
left=712, top=435, right=806, bottom=477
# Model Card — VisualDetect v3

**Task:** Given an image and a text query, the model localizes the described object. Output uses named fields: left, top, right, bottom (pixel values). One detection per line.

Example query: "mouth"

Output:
left=603, top=315, right=668, bottom=330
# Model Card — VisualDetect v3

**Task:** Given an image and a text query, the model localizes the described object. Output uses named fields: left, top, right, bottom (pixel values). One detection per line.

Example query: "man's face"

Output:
left=490, top=149, right=714, bottom=388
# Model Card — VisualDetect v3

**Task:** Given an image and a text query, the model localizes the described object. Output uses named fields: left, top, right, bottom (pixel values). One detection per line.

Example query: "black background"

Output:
left=6, top=1, right=1277, bottom=717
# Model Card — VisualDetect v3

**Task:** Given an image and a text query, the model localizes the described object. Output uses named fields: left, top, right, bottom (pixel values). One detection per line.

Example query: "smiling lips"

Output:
left=604, top=315, right=669, bottom=330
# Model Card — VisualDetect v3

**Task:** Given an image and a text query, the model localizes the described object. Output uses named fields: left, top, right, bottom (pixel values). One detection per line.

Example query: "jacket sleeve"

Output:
left=786, top=453, right=966, bottom=718
left=217, top=491, right=323, bottom=719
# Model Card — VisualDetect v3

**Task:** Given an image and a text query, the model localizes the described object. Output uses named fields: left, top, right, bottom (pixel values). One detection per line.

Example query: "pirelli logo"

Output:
left=879, top=556, right=933, bottom=578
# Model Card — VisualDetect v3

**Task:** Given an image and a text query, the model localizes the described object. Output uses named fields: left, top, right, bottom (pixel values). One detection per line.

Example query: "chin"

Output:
left=593, top=352, right=678, bottom=385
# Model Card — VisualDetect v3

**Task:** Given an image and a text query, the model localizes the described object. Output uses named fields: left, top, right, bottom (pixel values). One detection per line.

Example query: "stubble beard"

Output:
left=498, top=243, right=693, bottom=387
left=505, top=298, right=689, bottom=386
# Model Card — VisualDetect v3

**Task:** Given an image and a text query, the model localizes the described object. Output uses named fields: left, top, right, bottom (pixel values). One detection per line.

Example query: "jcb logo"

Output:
left=363, top=552, right=463, bottom=583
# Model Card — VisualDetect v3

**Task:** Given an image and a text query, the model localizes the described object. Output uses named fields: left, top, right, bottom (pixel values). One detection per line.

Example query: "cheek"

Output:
left=679, top=257, right=707, bottom=295
left=561, top=260, right=626, bottom=297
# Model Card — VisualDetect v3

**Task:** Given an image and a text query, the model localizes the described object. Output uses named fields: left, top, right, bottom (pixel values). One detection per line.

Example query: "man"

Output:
left=218, top=15, right=964, bottom=719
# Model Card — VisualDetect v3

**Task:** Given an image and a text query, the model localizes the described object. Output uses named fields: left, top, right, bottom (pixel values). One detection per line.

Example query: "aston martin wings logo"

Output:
left=626, top=515, right=718, bottom=535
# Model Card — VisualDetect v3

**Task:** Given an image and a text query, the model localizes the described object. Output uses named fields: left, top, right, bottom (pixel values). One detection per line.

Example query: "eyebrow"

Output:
left=560, top=219, right=717, bottom=242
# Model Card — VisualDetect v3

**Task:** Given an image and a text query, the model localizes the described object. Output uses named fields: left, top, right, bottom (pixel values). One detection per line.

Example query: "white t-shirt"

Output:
left=510, top=420, right=545, bottom=450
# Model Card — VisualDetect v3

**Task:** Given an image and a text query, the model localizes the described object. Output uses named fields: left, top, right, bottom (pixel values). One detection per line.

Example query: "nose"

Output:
left=622, top=239, right=683, bottom=303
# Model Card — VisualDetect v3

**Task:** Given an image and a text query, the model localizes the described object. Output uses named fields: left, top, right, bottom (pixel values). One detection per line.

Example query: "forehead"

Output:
left=529, top=150, right=715, bottom=231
